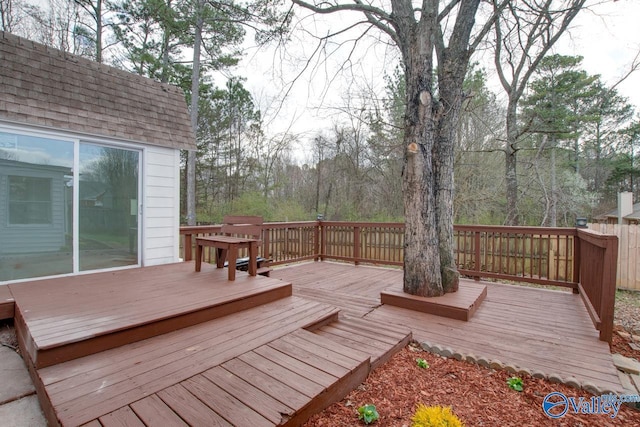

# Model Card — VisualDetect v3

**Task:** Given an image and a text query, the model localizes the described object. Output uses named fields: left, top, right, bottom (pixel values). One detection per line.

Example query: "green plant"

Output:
left=507, top=376, right=524, bottom=392
left=358, top=404, right=380, bottom=424
left=411, top=404, right=463, bottom=427
left=416, top=358, right=429, bottom=369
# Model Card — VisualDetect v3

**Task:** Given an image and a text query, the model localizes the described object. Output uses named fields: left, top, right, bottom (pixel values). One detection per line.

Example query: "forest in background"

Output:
left=2, top=0, right=639, bottom=226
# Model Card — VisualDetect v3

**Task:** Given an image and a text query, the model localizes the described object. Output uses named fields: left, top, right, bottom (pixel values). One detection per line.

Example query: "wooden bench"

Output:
left=195, top=216, right=263, bottom=281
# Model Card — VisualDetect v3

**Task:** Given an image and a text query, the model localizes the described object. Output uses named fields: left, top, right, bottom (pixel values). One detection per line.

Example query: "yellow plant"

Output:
left=411, top=404, right=463, bottom=427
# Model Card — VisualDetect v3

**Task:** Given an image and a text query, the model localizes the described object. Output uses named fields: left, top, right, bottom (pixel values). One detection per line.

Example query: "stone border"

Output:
left=419, top=340, right=619, bottom=396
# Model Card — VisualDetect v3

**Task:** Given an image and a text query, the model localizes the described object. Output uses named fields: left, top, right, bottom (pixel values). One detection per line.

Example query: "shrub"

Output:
left=411, top=404, right=463, bottom=427
left=357, top=404, right=380, bottom=424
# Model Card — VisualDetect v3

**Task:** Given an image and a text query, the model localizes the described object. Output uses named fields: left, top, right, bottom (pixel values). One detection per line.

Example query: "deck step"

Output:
left=0, top=286, right=14, bottom=320
left=10, top=262, right=293, bottom=369
left=75, top=328, right=370, bottom=427
left=309, top=315, right=412, bottom=369
left=35, top=296, right=341, bottom=426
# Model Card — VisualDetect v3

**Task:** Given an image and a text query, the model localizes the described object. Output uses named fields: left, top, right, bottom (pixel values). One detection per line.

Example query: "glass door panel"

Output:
left=79, top=144, right=139, bottom=271
left=0, top=131, right=74, bottom=281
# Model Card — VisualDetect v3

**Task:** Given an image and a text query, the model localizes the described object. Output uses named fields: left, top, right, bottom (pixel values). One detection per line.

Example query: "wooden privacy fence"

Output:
left=588, top=223, right=640, bottom=291
left=180, top=221, right=618, bottom=342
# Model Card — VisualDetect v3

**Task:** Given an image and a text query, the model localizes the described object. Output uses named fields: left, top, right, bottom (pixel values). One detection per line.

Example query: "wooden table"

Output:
left=195, top=236, right=259, bottom=281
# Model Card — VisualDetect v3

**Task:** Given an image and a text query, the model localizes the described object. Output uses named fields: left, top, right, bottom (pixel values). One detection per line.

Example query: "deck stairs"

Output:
left=9, top=264, right=410, bottom=426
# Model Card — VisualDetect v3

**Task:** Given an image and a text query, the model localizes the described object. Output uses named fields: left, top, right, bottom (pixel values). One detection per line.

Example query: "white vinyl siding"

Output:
left=143, top=147, right=180, bottom=266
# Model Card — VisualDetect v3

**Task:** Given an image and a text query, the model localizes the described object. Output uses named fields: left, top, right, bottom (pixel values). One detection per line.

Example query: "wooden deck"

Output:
left=272, top=262, right=624, bottom=394
left=6, top=260, right=624, bottom=425
left=0, top=284, right=14, bottom=320
left=9, top=261, right=411, bottom=426
left=9, top=262, right=292, bottom=368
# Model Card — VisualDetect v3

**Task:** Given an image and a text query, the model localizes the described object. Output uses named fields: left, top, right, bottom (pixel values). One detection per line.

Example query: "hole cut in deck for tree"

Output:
left=380, top=281, right=487, bottom=321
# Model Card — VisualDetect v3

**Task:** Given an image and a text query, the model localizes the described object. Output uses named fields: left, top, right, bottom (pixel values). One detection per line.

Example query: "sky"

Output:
left=239, top=0, right=640, bottom=153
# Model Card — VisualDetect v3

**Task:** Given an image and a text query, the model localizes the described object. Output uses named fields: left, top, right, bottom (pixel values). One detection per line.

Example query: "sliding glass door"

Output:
left=79, top=144, right=140, bottom=271
left=0, top=129, right=141, bottom=282
left=0, top=131, right=74, bottom=281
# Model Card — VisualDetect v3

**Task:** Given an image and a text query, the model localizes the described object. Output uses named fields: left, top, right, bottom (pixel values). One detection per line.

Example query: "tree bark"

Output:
left=504, top=100, right=519, bottom=225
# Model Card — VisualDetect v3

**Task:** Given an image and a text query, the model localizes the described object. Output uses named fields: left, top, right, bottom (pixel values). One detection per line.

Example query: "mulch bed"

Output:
left=305, top=343, right=640, bottom=426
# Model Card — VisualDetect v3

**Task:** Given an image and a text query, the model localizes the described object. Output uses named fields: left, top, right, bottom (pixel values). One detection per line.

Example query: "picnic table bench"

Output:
left=194, top=216, right=271, bottom=280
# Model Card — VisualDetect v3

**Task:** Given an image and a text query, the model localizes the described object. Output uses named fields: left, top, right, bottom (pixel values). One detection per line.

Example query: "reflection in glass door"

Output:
left=78, top=144, right=139, bottom=271
left=0, top=131, right=74, bottom=281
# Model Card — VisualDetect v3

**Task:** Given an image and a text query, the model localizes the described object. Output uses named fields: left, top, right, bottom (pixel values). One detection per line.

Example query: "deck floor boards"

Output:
left=8, top=259, right=624, bottom=425
left=10, top=261, right=292, bottom=367
left=273, top=262, right=624, bottom=394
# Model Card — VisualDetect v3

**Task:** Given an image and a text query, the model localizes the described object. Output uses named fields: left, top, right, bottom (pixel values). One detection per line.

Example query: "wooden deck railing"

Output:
left=576, top=229, right=618, bottom=342
left=180, top=221, right=617, bottom=342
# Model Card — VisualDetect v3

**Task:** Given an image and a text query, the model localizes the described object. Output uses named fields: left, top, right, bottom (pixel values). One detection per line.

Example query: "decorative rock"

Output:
left=431, top=344, right=443, bottom=355
left=489, top=360, right=503, bottom=370
left=420, top=341, right=433, bottom=353
left=465, top=354, right=477, bottom=364
left=582, top=381, right=600, bottom=395
left=452, top=351, right=464, bottom=361
left=630, top=342, right=640, bottom=352
left=548, top=373, right=563, bottom=384
left=439, top=347, right=453, bottom=358
left=564, top=377, right=581, bottom=389
left=613, top=353, right=640, bottom=375
left=504, top=364, right=518, bottom=374
left=477, top=357, right=490, bottom=368
left=531, top=369, right=546, bottom=379
left=631, top=374, right=640, bottom=392
left=618, top=372, right=637, bottom=394
left=517, top=368, right=532, bottom=377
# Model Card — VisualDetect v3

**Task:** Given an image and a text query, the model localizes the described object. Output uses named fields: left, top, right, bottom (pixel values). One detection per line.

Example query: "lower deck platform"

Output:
left=8, top=262, right=411, bottom=426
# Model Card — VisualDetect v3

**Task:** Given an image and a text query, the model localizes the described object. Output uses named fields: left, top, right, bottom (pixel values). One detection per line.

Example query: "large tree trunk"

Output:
left=399, top=0, right=478, bottom=297
left=400, top=5, right=443, bottom=297
left=504, top=100, right=519, bottom=225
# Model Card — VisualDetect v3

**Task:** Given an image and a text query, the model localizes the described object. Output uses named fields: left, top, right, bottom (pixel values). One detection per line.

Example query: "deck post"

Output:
left=599, top=235, right=618, bottom=343
left=353, top=226, right=360, bottom=265
left=262, top=226, right=270, bottom=259
left=473, top=231, right=481, bottom=281
left=314, top=221, right=320, bottom=261
left=572, top=232, right=580, bottom=294
left=184, top=234, right=192, bottom=261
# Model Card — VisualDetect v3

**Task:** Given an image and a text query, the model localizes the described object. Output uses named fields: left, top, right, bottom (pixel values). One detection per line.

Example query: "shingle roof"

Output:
left=602, top=202, right=640, bottom=220
left=0, top=32, right=195, bottom=150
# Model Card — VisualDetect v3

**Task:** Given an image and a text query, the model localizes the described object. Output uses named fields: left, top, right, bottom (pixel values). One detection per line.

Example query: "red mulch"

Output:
left=611, top=325, right=640, bottom=360
left=305, top=343, right=640, bottom=427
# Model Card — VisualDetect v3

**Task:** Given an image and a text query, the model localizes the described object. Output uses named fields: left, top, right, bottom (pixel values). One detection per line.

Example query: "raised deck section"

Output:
left=0, top=285, right=14, bottom=320
left=11, top=262, right=411, bottom=426
left=380, top=281, right=487, bottom=321
left=10, top=262, right=292, bottom=368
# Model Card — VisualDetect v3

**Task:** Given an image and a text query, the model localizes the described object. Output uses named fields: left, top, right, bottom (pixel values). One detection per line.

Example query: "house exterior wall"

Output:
left=143, top=147, right=181, bottom=265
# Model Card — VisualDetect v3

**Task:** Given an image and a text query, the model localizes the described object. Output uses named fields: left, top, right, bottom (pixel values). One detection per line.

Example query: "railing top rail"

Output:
left=454, top=225, right=578, bottom=235
left=320, top=221, right=405, bottom=228
left=577, top=228, right=618, bottom=248
left=262, top=221, right=319, bottom=228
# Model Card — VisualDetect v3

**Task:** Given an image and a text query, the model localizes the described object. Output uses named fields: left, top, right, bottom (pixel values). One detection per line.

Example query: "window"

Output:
left=9, top=176, right=52, bottom=224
